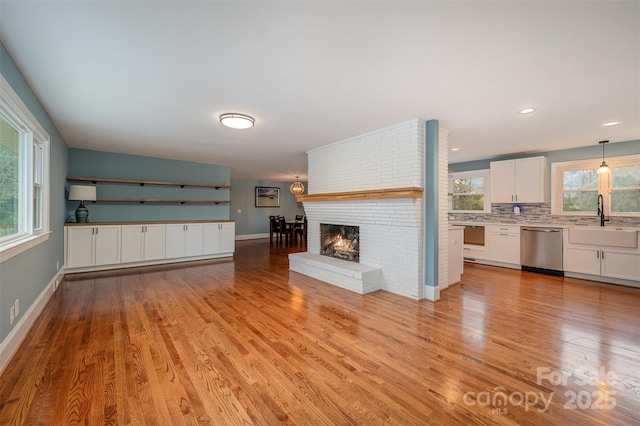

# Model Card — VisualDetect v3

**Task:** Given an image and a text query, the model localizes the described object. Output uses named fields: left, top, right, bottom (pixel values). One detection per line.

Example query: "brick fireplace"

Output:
left=289, top=119, right=449, bottom=300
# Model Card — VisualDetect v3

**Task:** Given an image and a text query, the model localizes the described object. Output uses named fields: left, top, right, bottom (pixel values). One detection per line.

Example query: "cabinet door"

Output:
left=490, top=160, right=515, bottom=203
left=448, top=229, right=463, bottom=284
left=490, top=232, right=520, bottom=264
left=564, top=247, right=600, bottom=275
left=601, top=250, right=640, bottom=281
left=184, top=223, right=203, bottom=257
left=66, top=226, right=95, bottom=268
left=165, top=224, right=186, bottom=259
left=94, top=226, right=121, bottom=266
left=202, top=223, right=221, bottom=255
left=143, top=225, right=166, bottom=261
left=219, top=223, right=235, bottom=254
left=515, top=157, right=546, bottom=203
left=121, top=225, right=144, bottom=263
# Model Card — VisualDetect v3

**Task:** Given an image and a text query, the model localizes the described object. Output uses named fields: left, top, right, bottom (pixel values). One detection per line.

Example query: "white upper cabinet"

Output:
left=490, top=156, right=547, bottom=203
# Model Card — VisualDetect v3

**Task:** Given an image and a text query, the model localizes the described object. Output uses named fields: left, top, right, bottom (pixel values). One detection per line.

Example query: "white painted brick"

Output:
left=296, top=119, right=447, bottom=300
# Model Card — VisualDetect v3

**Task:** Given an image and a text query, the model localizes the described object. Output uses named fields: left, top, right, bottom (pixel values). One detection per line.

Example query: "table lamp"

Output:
left=68, top=185, right=97, bottom=223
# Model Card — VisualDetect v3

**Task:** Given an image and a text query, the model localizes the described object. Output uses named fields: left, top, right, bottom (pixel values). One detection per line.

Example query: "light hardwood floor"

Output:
left=1, top=239, right=639, bottom=425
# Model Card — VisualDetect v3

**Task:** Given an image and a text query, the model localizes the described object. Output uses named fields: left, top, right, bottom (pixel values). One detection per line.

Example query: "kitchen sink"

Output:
left=568, top=227, right=638, bottom=248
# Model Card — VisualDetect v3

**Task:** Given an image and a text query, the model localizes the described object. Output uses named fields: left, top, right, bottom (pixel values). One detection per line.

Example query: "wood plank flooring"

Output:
left=1, top=239, right=639, bottom=425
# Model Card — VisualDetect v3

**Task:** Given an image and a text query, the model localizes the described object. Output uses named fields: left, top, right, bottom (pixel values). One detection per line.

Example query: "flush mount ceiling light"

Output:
left=289, top=176, right=305, bottom=196
left=219, top=113, right=254, bottom=130
left=597, top=140, right=611, bottom=174
left=451, top=147, right=460, bottom=151
left=601, top=121, right=621, bottom=127
left=518, top=107, right=536, bottom=115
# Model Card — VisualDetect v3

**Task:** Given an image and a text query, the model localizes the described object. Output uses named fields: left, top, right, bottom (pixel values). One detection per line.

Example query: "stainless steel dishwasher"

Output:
left=520, top=227, right=564, bottom=276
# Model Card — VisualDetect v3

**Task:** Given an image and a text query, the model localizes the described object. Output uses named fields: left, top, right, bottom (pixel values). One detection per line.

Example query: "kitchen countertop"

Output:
left=450, top=220, right=639, bottom=230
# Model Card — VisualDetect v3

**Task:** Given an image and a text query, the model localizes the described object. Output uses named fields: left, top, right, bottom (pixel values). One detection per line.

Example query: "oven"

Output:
left=463, top=225, right=487, bottom=261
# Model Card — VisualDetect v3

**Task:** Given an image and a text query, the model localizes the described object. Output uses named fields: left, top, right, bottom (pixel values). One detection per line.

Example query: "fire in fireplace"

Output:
left=320, top=224, right=359, bottom=262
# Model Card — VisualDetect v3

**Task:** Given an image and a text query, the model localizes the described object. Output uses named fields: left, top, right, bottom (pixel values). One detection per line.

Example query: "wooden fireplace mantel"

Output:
left=296, top=187, right=423, bottom=202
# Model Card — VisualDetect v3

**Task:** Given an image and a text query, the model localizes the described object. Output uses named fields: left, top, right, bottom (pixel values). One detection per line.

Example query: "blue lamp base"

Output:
left=75, top=201, right=89, bottom=223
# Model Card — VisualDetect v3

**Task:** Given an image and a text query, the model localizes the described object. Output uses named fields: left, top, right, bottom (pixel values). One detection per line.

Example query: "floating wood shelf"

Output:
left=67, top=176, right=231, bottom=189
left=94, top=198, right=231, bottom=205
left=296, top=187, right=423, bottom=202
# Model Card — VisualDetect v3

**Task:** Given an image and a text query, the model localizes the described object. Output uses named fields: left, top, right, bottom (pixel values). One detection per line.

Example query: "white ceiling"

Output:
left=1, top=1, right=638, bottom=180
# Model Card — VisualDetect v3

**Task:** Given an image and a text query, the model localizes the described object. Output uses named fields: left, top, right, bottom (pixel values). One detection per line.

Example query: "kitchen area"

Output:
left=448, top=149, right=640, bottom=289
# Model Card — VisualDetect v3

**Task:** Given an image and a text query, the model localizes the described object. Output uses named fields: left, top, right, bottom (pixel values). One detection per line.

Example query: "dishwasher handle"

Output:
left=521, top=228, right=561, bottom=233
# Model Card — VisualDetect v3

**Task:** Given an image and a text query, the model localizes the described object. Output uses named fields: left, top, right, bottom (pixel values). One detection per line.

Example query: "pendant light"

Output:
left=597, top=140, right=610, bottom=174
left=289, top=176, right=304, bottom=195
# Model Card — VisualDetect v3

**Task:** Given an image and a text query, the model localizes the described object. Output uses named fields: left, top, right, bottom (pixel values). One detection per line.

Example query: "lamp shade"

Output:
left=68, top=185, right=97, bottom=201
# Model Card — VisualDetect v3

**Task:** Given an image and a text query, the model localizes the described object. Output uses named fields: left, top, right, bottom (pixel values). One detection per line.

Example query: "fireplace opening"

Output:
left=320, top=224, right=359, bottom=262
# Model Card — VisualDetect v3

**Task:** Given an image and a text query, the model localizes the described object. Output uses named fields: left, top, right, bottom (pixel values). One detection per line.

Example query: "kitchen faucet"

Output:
left=597, top=194, right=609, bottom=227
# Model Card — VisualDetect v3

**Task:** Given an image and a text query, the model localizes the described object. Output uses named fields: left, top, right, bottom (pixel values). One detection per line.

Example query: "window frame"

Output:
left=0, top=73, right=50, bottom=263
left=448, top=169, right=491, bottom=213
left=551, top=154, right=640, bottom=216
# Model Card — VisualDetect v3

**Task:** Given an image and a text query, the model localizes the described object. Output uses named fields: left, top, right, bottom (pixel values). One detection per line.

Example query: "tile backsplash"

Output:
left=449, top=203, right=640, bottom=228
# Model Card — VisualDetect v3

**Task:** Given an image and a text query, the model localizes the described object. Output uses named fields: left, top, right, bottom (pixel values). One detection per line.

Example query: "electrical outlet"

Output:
left=54, top=279, right=59, bottom=291
left=56, top=261, right=59, bottom=270
left=14, top=299, right=19, bottom=316
left=10, top=306, right=15, bottom=325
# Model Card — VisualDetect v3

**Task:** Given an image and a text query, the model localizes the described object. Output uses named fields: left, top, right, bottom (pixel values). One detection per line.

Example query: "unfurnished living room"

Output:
left=0, top=1, right=639, bottom=425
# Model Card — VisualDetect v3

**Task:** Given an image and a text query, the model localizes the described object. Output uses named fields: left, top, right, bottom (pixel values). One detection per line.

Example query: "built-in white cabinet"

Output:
left=203, top=222, right=235, bottom=255
left=564, top=229, right=640, bottom=282
left=565, top=246, right=640, bottom=281
left=489, top=225, right=520, bottom=265
left=165, top=223, right=203, bottom=259
left=66, top=225, right=121, bottom=269
left=65, top=221, right=234, bottom=272
left=448, top=227, right=464, bottom=285
left=490, top=156, right=547, bottom=203
left=121, top=224, right=165, bottom=263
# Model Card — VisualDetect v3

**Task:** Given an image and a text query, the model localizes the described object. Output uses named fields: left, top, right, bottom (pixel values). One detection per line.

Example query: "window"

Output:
left=0, top=74, right=50, bottom=262
left=552, top=155, right=640, bottom=216
left=448, top=170, right=491, bottom=213
left=611, top=164, right=640, bottom=213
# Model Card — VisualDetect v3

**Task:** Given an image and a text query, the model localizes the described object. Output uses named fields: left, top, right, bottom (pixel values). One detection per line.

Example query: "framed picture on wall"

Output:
left=255, top=186, right=280, bottom=207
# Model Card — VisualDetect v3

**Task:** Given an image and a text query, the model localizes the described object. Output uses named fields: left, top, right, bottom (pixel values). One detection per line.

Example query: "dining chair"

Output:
left=269, top=216, right=281, bottom=240
left=294, top=218, right=306, bottom=245
left=278, top=217, right=291, bottom=242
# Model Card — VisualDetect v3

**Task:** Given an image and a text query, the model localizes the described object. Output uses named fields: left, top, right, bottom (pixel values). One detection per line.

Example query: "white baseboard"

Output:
left=0, top=267, right=65, bottom=375
left=235, top=233, right=270, bottom=241
left=424, top=285, right=441, bottom=302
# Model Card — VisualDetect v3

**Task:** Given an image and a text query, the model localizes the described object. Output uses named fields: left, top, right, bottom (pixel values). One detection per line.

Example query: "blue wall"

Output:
left=449, top=139, right=640, bottom=199
left=450, top=140, right=639, bottom=173
left=0, top=42, right=69, bottom=343
left=66, top=149, right=231, bottom=222
left=424, top=120, right=439, bottom=289
left=231, top=179, right=305, bottom=236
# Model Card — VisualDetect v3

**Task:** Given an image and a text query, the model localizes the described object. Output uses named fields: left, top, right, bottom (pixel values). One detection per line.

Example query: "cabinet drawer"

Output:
left=490, top=225, right=520, bottom=234
left=463, top=245, right=487, bottom=260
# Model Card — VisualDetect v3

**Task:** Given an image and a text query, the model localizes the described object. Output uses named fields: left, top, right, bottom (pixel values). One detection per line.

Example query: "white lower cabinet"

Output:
left=489, top=225, right=520, bottom=265
left=121, top=224, right=165, bottom=263
left=165, top=223, right=204, bottom=259
left=448, top=227, right=464, bottom=285
left=66, top=221, right=234, bottom=272
left=66, top=225, right=121, bottom=269
left=564, top=229, right=640, bottom=282
left=203, top=222, right=235, bottom=255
